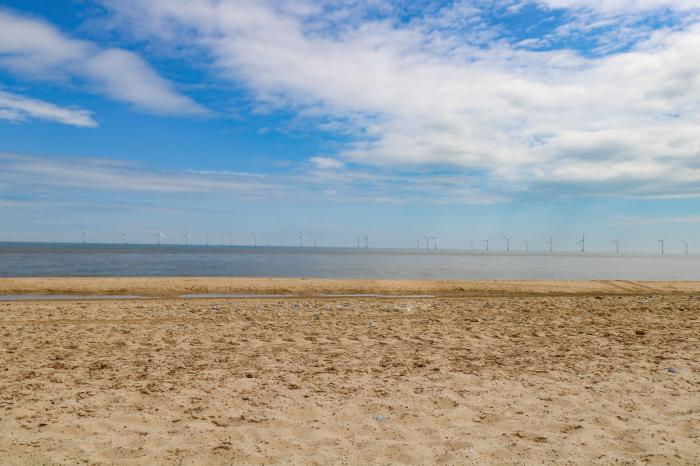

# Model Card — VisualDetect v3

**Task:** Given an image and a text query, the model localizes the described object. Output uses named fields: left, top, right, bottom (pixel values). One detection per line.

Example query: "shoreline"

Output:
left=1, top=277, right=700, bottom=298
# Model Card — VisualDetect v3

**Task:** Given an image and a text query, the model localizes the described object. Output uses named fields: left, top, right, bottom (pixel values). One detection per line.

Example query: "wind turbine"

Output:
left=424, top=236, right=430, bottom=250
left=314, top=237, right=318, bottom=248
left=298, top=234, right=307, bottom=248
left=654, top=237, right=667, bottom=255
left=154, top=231, right=166, bottom=246
left=681, top=240, right=688, bottom=255
left=502, top=236, right=511, bottom=252
left=522, top=239, right=529, bottom=252
left=483, top=237, right=490, bottom=251
left=577, top=234, right=585, bottom=253
left=433, top=234, right=439, bottom=251
left=467, top=239, right=474, bottom=253
left=219, top=233, right=224, bottom=247
left=362, top=233, right=368, bottom=249
left=228, top=231, right=235, bottom=246
left=547, top=236, right=553, bottom=253
left=184, top=232, right=191, bottom=247
left=612, top=239, right=621, bottom=254
left=415, top=239, right=421, bottom=250
left=251, top=233, right=257, bottom=247
left=122, top=232, right=130, bottom=244
left=356, top=234, right=361, bottom=249
left=205, top=232, right=209, bottom=246
left=81, top=225, right=90, bottom=244
left=263, top=235, right=269, bottom=247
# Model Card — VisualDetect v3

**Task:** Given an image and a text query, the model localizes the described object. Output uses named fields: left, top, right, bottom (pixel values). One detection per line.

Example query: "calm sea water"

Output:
left=1, top=242, right=699, bottom=280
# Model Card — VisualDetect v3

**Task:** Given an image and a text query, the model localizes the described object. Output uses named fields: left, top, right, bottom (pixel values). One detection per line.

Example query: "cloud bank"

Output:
left=94, top=0, right=700, bottom=199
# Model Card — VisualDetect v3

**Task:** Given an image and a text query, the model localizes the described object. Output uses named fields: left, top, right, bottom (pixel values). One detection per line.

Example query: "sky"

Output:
left=1, top=0, right=699, bottom=252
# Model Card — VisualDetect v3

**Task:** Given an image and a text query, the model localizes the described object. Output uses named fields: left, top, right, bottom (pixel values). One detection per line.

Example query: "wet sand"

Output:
left=2, top=276, right=700, bottom=297
left=0, top=279, right=698, bottom=464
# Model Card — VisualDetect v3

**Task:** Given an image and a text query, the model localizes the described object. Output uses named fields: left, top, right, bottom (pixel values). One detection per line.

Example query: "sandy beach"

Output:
left=0, top=278, right=698, bottom=464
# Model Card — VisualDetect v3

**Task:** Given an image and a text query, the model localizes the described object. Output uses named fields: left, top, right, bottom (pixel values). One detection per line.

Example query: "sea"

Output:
left=1, top=242, right=699, bottom=280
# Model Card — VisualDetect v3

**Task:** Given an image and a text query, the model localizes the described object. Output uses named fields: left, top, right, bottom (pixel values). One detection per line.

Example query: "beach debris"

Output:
left=373, top=415, right=386, bottom=422
left=667, top=367, right=678, bottom=374
left=635, top=330, right=646, bottom=336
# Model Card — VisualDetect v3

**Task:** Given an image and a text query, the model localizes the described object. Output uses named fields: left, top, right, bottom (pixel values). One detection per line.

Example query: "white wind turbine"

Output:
left=81, top=225, right=91, bottom=244
left=205, top=232, right=209, bottom=246
left=362, top=233, right=368, bottom=249
left=228, top=231, right=235, bottom=246
left=251, top=233, right=257, bottom=247
left=263, top=235, right=269, bottom=247
left=433, top=234, right=439, bottom=251
left=154, top=231, right=166, bottom=246
left=298, top=234, right=307, bottom=248
left=184, top=232, right=192, bottom=247
left=467, top=239, right=474, bottom=253
left=681, top=240, right=688, bottom=255
left=654, top=237, right=667, bottom=255
left=577, top=234, right=585, bottom=253
left=483, top=237, right=490, bottom=251
left=424, top=236, right=430, bottom=249
left=522, top=239, right=528, bottom=252
left=547, top=236, right=553, bottom=253
left=612, top=239, right=621, bottom=254
left=122, top=232, right=130, bottom=244
left=502, top=236, right=511, bottom=252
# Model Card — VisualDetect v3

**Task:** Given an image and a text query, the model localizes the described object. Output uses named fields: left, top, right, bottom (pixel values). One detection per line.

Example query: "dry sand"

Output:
left=0, top=279, right=698, bottom=464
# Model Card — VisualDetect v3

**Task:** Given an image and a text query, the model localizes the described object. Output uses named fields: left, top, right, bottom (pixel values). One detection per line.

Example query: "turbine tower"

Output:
left=362, top=233, right=368, bottom=249
left=219, top=233, right=224, bottom=247
left=424, top=236, right=430, bottom=250
left=298, top=234, right=307, bottom=248
left=314, top=237, right=318, bottom=248
left=251, top=233, right=257, bottom=247
left=522, top=239, right=528, bottom=252
left=228, top=231, right=235, bottom=246
left=205, top=232, right=209, bottom=246
left=184, top=232, right=191, bottom=247
left=547, top=236, right=553, bottom=253
left=81, top=225, right=90, bottom=244
left=612, top=239, right=621, bottom=254
left=122, top=232, right=129, bottom=244
left=356, top=234, right=361, bottom=249
left=483, top=237, right=490, bottom=251
left=502, top=236, right=511, bottom=252
left=467, top=239, right=474, bottom=253
left=654, top=237, right=667, bottom=255
left=263, top=235, right=269, bottom=247
left=681, top=240, right=688, bottom=255
left=577, top=234, right=585, bottom=253
left=415, top=239, right=421, bottom=250
left=434, top=234, right=439, bottom=251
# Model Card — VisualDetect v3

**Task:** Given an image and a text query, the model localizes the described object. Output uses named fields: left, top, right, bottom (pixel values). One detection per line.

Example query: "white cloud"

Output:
left=0, top=9, right=204, bottom=115
left=0, top=90, right=97, bottom=127
left=309, top=157, right=344, bottom=170
left=94, top=1, right=700, bottom=199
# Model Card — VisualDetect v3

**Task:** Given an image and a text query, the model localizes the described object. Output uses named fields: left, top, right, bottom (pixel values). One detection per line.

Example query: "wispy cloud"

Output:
left=0, top=8, right=205, bottom=115
left=611, top=214, right=700, bottom=225
left=0, top=151, right=503, bottom=205
left=0, top=89, right=97, bottom=127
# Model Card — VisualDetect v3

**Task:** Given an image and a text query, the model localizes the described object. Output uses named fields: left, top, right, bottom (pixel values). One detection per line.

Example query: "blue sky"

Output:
left=1, top=0, right=700, bottom=252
